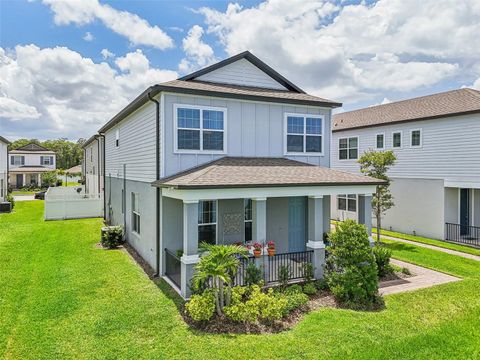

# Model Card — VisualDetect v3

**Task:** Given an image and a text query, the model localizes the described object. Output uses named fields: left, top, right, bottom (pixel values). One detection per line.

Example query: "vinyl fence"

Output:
left=44, top=186, right=103, bottom=220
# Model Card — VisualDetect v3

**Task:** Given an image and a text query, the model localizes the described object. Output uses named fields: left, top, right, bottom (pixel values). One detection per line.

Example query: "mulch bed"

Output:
left=380, top=269, right=414, bottom=282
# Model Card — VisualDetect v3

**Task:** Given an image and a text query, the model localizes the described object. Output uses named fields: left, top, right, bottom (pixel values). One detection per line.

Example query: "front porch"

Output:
left=154, top=157, right=382, bottom=298
left=9, top=169, right=51, bottom=189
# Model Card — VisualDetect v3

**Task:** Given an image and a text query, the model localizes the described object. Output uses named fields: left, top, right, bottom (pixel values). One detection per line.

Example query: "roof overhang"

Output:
left=0, top=136, right=10, bottom=144
left=82, top=134, right=101, bottom=148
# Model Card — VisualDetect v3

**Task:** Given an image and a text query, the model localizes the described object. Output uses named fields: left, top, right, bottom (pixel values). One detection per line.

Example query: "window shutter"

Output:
left=40, top=156, right=44, bottom=165
left=11, top=157, right=14, bottom=165
left=50, top=156, right=54, bottom=164
left=21, top=156, right=25, bottom=165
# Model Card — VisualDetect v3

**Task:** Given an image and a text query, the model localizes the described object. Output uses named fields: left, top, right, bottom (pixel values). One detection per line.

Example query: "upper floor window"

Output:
left=339, top=137, right=358, bottom=160
left=11, top=156, right=24, bottom=165
left=115, top=129, right=120, bottom=147
left=410, top=129, right=422, bottom=147
left=175, top=105, right=226, bottom=153
left=40, top=156, right=54, bottom=165
left=392, top=131, right=402, bottom=148
left=285, top=114, right=323, bottom=154
left=376, top=133, right=384, bottom=149
left=198, top=200, right=217, bottom=245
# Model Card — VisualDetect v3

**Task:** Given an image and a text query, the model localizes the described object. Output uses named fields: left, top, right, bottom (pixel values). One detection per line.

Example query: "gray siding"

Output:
left=104, top=101, right=157, bottom=182
left=331, top=113, right=480, bottom=183
left=84, top=137, right=104, bottom=195
left=163, top=93, right=331, bottom=177
left=444, top=187, right=459, bottom=224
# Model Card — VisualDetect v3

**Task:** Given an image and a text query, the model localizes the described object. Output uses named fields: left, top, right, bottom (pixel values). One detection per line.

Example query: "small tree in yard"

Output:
left=358, top=150, right=396, bottom=244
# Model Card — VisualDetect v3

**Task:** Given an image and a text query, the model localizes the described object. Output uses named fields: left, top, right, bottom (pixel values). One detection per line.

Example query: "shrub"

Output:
left=278, top=265, right=291, bottom=289
left=373, top=246, right=393, bottom=277
left=6, top=193, right=15, bottom=209
left=280, top=291, right=309, bottom=315
left=56, top=179, right=63, bottom=186
left=325, top=219, right=380, bottom=309
left=245, top=262, right=263, bottom=286
left=101, top=226, right=124, bottom=248
left=314, top=279, right=329, bottom=291
left=284, top=284, right=303, bottom=294
left=185, top=291, right=215, bottom=322
left=301, top=262, right=314, bottom=283
left=402, top=267, right=411, bottom=275
left=303, top=282, right=317, bottom=295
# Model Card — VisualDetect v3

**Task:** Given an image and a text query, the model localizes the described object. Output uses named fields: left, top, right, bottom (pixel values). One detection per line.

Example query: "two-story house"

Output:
left=96, top=51, right=382, bottom=298
left=0, top=136, right=9, bottom=202
left=9, top=143, right=56, bottom=189
left=82, top=134, right=104, bottom=198
left=331, top=88, right=480, bottom=243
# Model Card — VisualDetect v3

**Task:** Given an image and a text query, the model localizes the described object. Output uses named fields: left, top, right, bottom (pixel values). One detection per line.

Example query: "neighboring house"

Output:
left=96, top=51, right=382, bottom=298
left=62, top=165, right=82, bottom=183
left=9, top=143, right=56, bottom=189
left=0, top=136, right=9, bottom=201
left=82, top=134, right=104, bottom=197
left=331, top=88, right=480, bottom=241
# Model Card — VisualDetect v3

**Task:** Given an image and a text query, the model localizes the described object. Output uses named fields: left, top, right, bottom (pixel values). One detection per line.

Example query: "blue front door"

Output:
left=288, top=197, right=307, bottom=252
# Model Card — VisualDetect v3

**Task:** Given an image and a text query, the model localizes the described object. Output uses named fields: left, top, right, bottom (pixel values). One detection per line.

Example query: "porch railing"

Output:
left=233, top=256, right=256, bottom=286
left=267, top=250, right=314, bottom=284
left=165, top=248, right=181, bottom=289
left=445, top=223, right=480, bottom=248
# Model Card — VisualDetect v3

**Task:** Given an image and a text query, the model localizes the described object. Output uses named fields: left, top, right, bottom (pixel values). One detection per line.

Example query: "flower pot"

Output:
left=253, top=249, right=262, bottom=258
left=267, top=248, right=275, bottom=256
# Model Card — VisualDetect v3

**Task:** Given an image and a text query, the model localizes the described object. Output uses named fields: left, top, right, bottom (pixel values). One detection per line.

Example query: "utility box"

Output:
left=0, top=202, right=12, bottom=213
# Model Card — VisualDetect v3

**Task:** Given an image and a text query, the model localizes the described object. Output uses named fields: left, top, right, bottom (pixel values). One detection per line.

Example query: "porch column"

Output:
left=307, top=196, right=326, bottom=279
left=252, top=197, right=267, bottom=243
left=37, top=173, right=41, bottom=185
left=22, top=174, right=26, bottom=187
left=358, top=194, right=374, bottom=246
left=180, top=200, right=199, bottom=298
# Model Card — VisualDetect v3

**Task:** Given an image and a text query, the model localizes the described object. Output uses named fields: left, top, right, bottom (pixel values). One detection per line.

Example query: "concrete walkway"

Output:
left=379, top=259, right=460, bottom=296
left=13, top=195, right=36, bottom=201
left=381, top=234, right=480, bottom=262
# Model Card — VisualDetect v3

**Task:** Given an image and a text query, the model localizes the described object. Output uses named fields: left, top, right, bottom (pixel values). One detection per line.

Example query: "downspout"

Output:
left=99, top=133, right=106, bottom=221
left=97, top=137, right=101, bottom=197
left=83, top=147, right=88, bottom=194
left=148, top=90, right=161, bottom=277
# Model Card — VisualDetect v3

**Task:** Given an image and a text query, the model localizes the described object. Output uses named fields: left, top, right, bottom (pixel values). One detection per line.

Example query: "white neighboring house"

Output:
left=9, top=143, right=56, bottom=189
left=0, top=136, right=9, bottom=201
left=330, top=88, right=480, bottom=242
left=82, top=134, right=104, bottom=197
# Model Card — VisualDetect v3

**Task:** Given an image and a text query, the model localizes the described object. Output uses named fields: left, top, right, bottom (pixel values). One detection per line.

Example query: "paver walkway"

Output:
left=380, top=259, right=460, bottom=295
left=381, top=234, right=480, bottom=262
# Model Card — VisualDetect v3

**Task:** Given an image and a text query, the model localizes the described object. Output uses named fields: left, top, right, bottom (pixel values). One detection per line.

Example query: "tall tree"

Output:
left=358, top=150, right=396, bottom=244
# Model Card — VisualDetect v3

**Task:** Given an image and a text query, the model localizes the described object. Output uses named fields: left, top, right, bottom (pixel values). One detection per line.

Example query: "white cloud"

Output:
left=101, top=48, right=114, bottom=59
left=179, top=25, right=216, bottom=73
left=199, top=0, right=479, bottom=103
left=0, top=45, right=177, bottom=139
left=472, top=77, right=480, bottom=90
left=43, top=0, right=174, bottom=50
left=83, top=31, right=94, bottom=41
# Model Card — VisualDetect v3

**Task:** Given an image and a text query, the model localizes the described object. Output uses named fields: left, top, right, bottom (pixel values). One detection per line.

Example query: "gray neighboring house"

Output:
left=331, top=88, right=480, bottom=242
left=0, top=136, right=9, bottom=202
left=96, top=51, right=382, bottom=298
left=82, top=135, right=104, bottom=198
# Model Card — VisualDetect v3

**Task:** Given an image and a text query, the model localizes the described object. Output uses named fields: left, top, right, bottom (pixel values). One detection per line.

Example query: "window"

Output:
left=90, top=148, right=93, bottom=161
left=392, top=131, right=402, bottom=148
left=132, top=193, right=140, bottom=234
left=339, top=137, right=358, bottom=160
left=337, top=194, right=357, bottom=212
left=244, top=199, right=252, bottom=243
left=11, top=156, right=24, bottom=165
left=376, top=133, right=385, bottom=149
left=411, top=129, right=422, bottom=147
left=115, top=129, right=120, bottom=147
left=285, top=114, right=323, bottom=154
left=175, top=105, right=226, bottom=152
left=40, top=156, right=53, bottom=165
left=198, top=200, right=217, bottom=245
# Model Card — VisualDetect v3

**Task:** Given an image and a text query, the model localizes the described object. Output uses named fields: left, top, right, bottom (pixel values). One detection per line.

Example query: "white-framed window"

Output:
left=337, top=194, right=357, bottom=212
left=40, top=156, right=53, bottom=165
left=11, top=155, right=24, bottom=165
left=410, top=129, right=422, bottom=147
left=115, top=129, right=120, bottom=147
left=198, top=200, right=217, bottom=245
left=90, top=148, right=93, bottom=161
left=174, top=104, right=226, bottom=153
left=338, top=137, right=358, bottom=160
left=132, top=192, right=140, bottom=234
left=284, top=113, right=324, bottom=155
left=375, top=133, right=385, bottom=150
left=244, top=199, right=252, bottom=243
left=392, top=131, right=402, bottom=148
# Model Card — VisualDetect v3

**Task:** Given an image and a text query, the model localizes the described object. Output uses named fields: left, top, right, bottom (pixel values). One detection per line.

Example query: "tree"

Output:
left=358, top=150, right=396, bottom=244
left=192, top=243, right=248, bottom=316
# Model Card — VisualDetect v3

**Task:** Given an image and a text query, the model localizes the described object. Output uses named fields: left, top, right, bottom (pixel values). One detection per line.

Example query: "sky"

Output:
left=0, top=0, right=479, bottom=141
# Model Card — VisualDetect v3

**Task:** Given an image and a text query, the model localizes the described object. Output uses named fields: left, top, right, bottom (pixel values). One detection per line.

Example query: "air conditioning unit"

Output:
left=0, top=202, right=12, bottom=213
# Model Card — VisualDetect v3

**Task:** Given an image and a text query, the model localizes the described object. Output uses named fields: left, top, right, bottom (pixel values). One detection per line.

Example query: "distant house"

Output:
left=82, top=135, right=104, bottom=197
left=330, top=88, right=480, bottom=241
left=0, top=136, right=9, bottom=201
left=9, top=143, right=56, bottom=189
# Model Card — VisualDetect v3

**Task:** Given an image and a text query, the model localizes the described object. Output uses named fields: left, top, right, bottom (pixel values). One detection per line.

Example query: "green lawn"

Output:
left=1, top=202, right=480, bottom=359
left=11, top=189, right=38, bottom=195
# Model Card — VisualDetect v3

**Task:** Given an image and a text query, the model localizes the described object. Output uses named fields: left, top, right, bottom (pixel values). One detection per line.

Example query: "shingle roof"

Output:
left=333, top=88, right=480, bottom=132
left=152, top=157, right=384, bottom=189
left=10, top=143, right=55, bottom=153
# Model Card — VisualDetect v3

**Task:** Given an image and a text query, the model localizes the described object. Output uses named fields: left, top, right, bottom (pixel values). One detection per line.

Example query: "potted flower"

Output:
left=267, top=241, right=276, bottom=256
left=253, top=242, right=262, bottom=257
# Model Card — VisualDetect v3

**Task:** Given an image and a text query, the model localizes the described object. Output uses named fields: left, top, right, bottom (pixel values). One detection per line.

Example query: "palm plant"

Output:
left=192, top=243, right=248, bottom=316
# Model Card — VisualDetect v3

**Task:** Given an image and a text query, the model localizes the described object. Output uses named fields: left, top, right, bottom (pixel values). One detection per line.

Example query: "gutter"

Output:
left=97, top=137, right=101, bottom=198
left=99, top=133, right=106, bottom=221
left=148, top=91, right=161, bottom=277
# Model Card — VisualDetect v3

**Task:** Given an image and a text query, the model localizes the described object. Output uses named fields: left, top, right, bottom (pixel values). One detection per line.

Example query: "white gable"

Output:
left=196, top=58, right=288, bottom=90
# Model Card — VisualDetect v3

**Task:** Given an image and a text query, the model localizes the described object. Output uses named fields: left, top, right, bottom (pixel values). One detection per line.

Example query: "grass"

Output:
left=373, top=227, right=480, bottom=256
left=1, top=202, right=480, bottom=359
left=11, top=189, right=39, bottom=195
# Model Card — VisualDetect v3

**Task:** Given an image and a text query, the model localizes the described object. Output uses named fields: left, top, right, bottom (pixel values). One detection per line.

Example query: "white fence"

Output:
left=44, top=186, right=103, bottom=220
